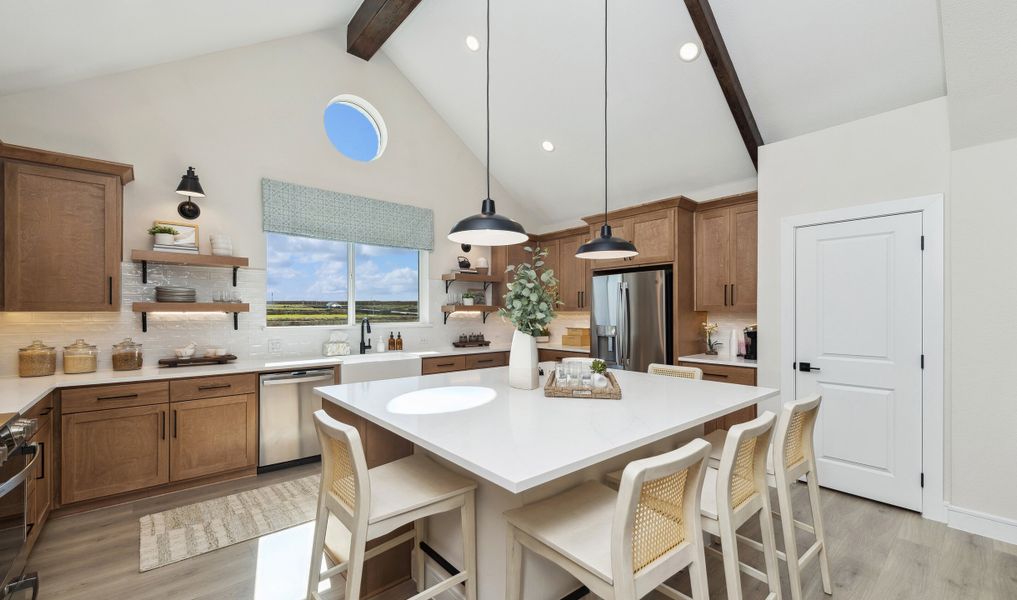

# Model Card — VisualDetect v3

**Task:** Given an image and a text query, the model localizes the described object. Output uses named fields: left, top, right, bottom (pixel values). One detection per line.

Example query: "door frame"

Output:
left=779, top=194, right=945, bottom=522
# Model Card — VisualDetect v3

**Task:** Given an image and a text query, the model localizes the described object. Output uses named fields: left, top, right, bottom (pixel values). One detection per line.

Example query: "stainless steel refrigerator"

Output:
left=589, top=267, right=673, bottom=371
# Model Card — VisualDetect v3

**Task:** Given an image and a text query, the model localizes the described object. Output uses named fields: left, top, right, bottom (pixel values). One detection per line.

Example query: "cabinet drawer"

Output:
left=679, top=362, right=756, bottom=386
left=465, top=352, right=507, bottom=370
left=421, top=356, right=466, bottom=375
left=538, top=349, right=590, bottom=363
left=170, top=374, right=257, bottom=402
left=62, top=381, right=169, bottom=414
left=23, top=393, right=54, bottom=420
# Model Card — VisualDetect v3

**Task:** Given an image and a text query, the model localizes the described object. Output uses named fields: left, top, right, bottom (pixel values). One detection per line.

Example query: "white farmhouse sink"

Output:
left=339, top=352, right=422, bottom=384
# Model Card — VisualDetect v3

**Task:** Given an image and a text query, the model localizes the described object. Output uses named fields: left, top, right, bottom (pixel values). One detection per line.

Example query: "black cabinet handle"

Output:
left=35, top=442, right=44, bottom=480
left=723, top=284, right=729, bottom=306
left=173, top=410, right=177, bottom=438
left=731, top=284, right=736, bottom=305
left=197, top=383, right=231, bottom=391
left=109, top=276, right=113, bottom=305
left=161, top=411, right=166, bottom=440
left=97, top=393, right=138, bottom=401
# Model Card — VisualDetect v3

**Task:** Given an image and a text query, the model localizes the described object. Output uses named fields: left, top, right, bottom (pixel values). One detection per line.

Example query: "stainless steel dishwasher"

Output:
left=258, top=369, right=335, bottom=470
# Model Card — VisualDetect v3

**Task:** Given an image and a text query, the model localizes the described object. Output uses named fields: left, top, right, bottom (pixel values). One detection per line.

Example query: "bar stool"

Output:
left=505, top=439, right=713, bottom=600
left=703, top=397, right=832, bottom=600
left=306, top=410, right=478, bottom=600
left=602, top=364, right=704, bottom=489
left=647, top=363, right=704, bottom=380
left=700, top=412, right=782, bottom=600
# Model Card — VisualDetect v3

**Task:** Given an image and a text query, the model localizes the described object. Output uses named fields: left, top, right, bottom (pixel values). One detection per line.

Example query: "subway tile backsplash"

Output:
left=0, top=262, right=582, bottom=377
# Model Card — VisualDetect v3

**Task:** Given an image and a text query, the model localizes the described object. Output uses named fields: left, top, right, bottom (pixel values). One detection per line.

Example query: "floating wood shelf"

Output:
left=130, top=250, right=250, bottom=285
left=132, top=302, right=250, bottom=332
left=441, top=304, right=499, bottom=324
left=441, top=272, right=502, bottom=293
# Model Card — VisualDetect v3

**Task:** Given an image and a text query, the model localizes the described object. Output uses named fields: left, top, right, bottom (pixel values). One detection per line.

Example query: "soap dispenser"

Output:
left=396, top=332, right=403, bottom=350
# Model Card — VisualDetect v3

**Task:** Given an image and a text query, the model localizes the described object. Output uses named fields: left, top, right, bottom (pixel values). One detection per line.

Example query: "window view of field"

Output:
left=266, top=233, right=419, bottom=327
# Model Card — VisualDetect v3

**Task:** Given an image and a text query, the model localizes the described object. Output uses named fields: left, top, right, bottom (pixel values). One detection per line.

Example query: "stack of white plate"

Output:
left=210, top=235, right=233, bottom=257
left=156, top=286, right=196, bottom=303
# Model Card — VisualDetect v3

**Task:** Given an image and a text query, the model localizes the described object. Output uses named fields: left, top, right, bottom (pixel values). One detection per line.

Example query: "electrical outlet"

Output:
left=268, top=339, right=283, bottom=355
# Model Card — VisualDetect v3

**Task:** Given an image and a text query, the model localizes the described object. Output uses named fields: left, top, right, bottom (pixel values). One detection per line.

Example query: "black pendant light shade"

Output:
left=576, top=0, right=638, bottom=261
left=576, top=224, right=638, bottom=259
left=447, top=0, right=528, bottom=247
left=448, top=198, right=528, bottom=246
left=175, top=166, right=205, bottom=220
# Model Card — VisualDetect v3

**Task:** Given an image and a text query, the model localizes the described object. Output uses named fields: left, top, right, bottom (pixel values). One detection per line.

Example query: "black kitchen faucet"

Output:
left=359, top=318, right=372, bottom=354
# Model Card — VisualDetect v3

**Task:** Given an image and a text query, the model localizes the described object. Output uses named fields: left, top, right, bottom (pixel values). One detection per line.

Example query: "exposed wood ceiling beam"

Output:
left=347, top=0, right=423, bottom=61
left=683, top=0, right=764, bottom=168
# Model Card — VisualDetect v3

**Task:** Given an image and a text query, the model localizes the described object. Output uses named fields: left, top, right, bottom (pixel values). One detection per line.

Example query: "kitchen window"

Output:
left=266, top=232, right=423, bottom=327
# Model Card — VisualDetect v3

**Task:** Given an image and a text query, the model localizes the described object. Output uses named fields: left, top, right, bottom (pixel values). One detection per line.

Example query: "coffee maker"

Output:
left=744, top=325, right=757, bottom=360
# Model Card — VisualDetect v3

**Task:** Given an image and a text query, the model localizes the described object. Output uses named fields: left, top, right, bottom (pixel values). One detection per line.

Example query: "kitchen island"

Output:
left=315, top=365, right=778, bottom=599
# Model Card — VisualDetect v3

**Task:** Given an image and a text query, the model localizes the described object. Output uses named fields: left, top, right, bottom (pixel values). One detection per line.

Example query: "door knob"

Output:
left=798, top=362, right=821, bottom=372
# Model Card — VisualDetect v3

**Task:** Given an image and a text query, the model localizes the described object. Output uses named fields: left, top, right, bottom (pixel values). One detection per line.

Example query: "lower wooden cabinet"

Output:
left=61, top=404, right=170, bottom=504
left=537, top=349, right=590, bottom=362
left=169, top=394, right=257, bottom=482
left=677, top=361, right=758, bottom=434
left=26, top=418, right=53, bottom=535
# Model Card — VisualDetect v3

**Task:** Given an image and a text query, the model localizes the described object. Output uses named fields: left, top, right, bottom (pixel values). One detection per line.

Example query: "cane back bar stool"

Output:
left=700, top=412, right=782, bottom=600
left=306, top=410, right=478, bottom=600
left=505, top=439, right=714, bottom=600
left=703, top=396, right=832, bottom=600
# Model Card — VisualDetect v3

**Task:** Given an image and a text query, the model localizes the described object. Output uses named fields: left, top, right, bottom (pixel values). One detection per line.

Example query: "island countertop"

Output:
left=315, top=366, right=778, bottom=493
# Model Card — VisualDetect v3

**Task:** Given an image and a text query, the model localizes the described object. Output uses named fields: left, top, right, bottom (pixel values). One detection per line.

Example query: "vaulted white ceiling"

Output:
left=1, top=0, right=948, bottom=227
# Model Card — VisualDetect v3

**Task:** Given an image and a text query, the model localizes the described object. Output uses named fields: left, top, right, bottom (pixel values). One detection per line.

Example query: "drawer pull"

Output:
left=476, top=359, right=494, bottom=364
left=707, top=373, right=729, bottom=379
left=436, top=362, right=455, bottom=367
left=97, top=393, right=139, bottom=401
left=197, top=383, right=232, bottom=391
left=38, top=407, right=53, bottom=416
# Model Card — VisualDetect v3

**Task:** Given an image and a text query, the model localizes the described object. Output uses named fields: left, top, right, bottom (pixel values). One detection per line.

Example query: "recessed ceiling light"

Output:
left=678, top=42, right=701, bottom=62
left=541, top=140, right=555, bottom=152
left=465, top=35, right=481, bottom=52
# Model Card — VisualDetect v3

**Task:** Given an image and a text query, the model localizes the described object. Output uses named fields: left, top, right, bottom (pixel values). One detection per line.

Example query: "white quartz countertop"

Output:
left=315, top=366, right=777, bottom=493
left=678, top=353, right=758, bottom=369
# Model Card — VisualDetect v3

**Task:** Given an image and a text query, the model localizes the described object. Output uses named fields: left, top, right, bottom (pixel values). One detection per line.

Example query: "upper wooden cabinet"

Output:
left=0, top=142, right=133, bottom=312
left=556, top=234, right=591, bottom=310
left=585, top=203, right=676, bottom=269
left=694, top=197, right=757, bottom=312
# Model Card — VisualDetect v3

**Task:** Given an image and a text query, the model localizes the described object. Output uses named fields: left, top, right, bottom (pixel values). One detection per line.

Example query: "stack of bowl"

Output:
left=155, top=286, right=196, bottom=303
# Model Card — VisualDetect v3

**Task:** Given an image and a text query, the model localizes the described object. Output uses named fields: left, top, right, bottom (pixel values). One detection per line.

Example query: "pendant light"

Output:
left=576, top=0, right=638, bottom=260
left=448, top=0, right=528, bottom=247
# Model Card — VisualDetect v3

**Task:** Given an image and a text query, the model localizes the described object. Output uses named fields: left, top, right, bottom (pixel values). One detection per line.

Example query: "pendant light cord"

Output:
left=603, top=0, right=609, bottom=226
left=486, top=0, right=491, bottom=201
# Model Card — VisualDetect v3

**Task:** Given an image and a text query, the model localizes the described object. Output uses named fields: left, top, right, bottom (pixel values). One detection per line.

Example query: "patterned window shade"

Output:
left=262, top=178, right=434, bottom=251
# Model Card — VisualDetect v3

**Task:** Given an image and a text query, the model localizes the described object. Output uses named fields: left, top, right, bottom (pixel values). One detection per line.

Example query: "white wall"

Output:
left=948, top=136, right=1017, bottom=521
left=0, top=28, right=534, bottom=367
left=758, top=95, right=1017, bottom=535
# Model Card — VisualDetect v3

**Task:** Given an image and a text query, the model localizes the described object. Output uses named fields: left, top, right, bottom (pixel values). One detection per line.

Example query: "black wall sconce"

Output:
left=175, top=166, right=205, bottom=220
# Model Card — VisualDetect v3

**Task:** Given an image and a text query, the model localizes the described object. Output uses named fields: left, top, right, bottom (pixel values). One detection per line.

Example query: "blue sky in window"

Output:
left=266, top=233, right=418, bottom=302
left=324, top=102, right=379, bottom=161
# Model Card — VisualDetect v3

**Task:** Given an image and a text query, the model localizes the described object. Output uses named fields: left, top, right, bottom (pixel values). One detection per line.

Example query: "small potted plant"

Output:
left=534, top=327, right=551, bottom=343
left=702, top=322, right=723, bottom=355
left=148, top=224, right=179, bottom=246
left=590, top=359, right=609, bottom=388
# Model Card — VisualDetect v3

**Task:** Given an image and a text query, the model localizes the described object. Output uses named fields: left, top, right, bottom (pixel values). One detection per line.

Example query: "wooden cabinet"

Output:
left=421, top=355, right=467, bottom=374
left=465, top=352, right=507, bottom=370
left=169, top=394, right=257, bottom=482
left=26, top=417, right=53, bottom=536
left=694, top=199, right=757, bottom=312
left=61, top=381, right=169, bottom=414
left=61, top=404, right=169, bottom=504
left=537, top=349, right=591, bottom=362
left=0, top=143, right=133, bottom=312
left=557, top=234, right=591, bottom=310
left=629, top=210, right=676, bottom=265
left=169, top=373, right=257, bottom=402
left=678, top=361, right=758, bottom=433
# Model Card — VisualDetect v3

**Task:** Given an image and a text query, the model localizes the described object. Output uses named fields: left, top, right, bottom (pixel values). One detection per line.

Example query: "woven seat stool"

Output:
left=505, top=439, right=713, bottom=600
left=700, top=413, right=782, bottom=600
left=306, top=410, right=477, bottom=600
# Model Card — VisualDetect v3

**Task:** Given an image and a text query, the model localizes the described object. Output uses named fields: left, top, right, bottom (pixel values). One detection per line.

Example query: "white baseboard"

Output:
left=947, top=504, right=1017, bottom=546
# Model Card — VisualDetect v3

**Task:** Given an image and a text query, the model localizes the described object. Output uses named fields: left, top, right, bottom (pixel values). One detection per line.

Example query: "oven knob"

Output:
left=9, top=418, right=37, bottom=441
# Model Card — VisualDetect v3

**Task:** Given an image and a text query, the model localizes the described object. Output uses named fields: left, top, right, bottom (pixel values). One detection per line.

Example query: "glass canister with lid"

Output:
left=18, top=340, right=57, bottom=377
left=63, top=338, right=99, bottom=374
left=111, top=338, right=144, bottom=371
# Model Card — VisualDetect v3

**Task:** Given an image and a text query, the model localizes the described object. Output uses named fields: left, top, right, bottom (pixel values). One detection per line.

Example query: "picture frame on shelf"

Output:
left=153, top=220, right=199, bottom=251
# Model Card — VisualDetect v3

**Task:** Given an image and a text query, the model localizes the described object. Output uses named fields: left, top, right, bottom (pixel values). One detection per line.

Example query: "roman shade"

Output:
left=261, top=178, right=434, bottom=251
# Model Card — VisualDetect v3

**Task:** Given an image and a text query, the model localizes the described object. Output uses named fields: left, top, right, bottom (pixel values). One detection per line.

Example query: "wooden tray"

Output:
left=544, top=370, right=621, bottom=399
left=452, top=341, right=491, bottom=348
left=158, top=354, right=238, bottom=368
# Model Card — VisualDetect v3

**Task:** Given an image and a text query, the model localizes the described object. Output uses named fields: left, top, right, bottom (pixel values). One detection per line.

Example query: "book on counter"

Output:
left=152, top=244, right=199, bottom=254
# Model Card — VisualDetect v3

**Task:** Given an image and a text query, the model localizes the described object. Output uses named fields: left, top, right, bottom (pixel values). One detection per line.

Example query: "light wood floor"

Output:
left=27, top=463, right=1017, bottom=600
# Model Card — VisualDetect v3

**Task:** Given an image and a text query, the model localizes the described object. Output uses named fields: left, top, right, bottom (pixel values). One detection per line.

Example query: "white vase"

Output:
left=154, top=233, right=174, bottom=245
left=509, top=330, right=539, bottom=390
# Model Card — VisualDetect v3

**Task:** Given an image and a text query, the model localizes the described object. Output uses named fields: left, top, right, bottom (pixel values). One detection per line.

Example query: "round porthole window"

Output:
left=323, top=95, right=387, bottom=161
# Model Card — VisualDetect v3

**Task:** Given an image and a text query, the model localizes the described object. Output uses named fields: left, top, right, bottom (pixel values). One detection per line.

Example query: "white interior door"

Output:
left=794, top=212, right=923, bottom=511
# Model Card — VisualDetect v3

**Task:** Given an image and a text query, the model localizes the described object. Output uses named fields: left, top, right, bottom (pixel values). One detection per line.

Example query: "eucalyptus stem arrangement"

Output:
left=499, top=246, right=560, bottom=335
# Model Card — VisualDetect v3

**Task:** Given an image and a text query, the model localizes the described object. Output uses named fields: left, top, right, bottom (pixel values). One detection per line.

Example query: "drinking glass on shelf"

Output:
left=213, top=289, right=224, bottom=303
left=555, top=363, right=566, bottom=386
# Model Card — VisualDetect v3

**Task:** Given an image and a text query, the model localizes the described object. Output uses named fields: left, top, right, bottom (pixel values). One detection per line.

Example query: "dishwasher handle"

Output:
left=261, top=370, right=334, bottom=386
